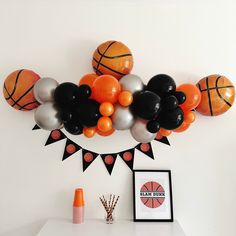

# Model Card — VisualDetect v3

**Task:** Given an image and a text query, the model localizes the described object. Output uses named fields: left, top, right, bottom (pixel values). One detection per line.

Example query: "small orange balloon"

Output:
left=177, top=84, right=201, bottom=111
left=118, top=91, right=133, bottom=107
left=97, top=116, right=113, bottom=132
left=99, top=102, right=114, bottom=116
left=174, top=122, right=190, bottom=133
left=96, top=128, right=115, bottom=137
left=79, top=73, right=98, bottom=88
left=83, top=127, right=96, bottom=138
left=93, top=75, right=121, bottom=104
left=159, top=128, right=172, bottom=137
left=184, top=111, right=196, bottom=124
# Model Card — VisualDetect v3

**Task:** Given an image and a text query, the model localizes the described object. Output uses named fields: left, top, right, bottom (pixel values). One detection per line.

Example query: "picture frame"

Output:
left=133, top=170, right=173, bottom=222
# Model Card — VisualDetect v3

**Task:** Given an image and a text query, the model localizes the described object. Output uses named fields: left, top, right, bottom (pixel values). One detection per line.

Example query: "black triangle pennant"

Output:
left=45, top=129, right=66, bottom=146
left=155, top=136, right=170, bottom=146
left=82, top=149, right=99, bottom=172
left=62, top=139, right=81, bottom=161
left=136, top=142, right=154, bottom=159
left=100, top=153, right=117, bottom=175
left=118, top=148, right=135, bottom=171
left=32, top=124, right=41, bottom=130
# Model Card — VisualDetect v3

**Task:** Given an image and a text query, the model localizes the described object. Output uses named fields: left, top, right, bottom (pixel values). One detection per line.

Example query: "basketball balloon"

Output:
left=196, top=75, right=235, bottom=116
left=3, top=69, right=40, bottom=111
left=92, top=40, right=133, bottom=80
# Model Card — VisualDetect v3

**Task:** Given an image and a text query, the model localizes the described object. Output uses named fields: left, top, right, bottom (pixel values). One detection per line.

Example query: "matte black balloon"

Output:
left=60, top=111, right=73, bottom=123
left=158, top=107, right=184, bottom=130
left=174, top=91, right=186, bottom=105
left=77, top=84, right=92, bottom=99
left=54, top=82, right=80, bottom=109
left=162, top=95, right=178, bottom=111
left=64, top=121, right=83, bottom=135
left=131, top=91, right=161, bottom=120
left=147, top=74, right=176, bottom=96
left=146, top=120, right=160, bottom=133
left=75, top=99, right=101, bottom=127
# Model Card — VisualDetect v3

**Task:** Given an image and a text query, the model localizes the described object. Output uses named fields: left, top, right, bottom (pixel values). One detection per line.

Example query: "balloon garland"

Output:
left=3, top=40, right=235, bottom=174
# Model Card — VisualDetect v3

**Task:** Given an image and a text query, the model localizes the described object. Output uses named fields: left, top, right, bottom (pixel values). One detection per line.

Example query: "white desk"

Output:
left=37, top=219, right=186, bottom=236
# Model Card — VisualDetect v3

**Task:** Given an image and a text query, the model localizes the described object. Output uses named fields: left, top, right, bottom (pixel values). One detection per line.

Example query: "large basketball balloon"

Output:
left=92, top=40, right=133, bottom=80
left=196, top=75, right=235, bottom=116
left=3, top=69, right=40, bottom=111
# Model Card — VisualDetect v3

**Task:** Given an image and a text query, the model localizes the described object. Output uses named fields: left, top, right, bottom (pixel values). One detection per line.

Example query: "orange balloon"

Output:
left=159, top=128, right=172, bottom=137
left=79, top=73, right=98, bottom=88
left=93, top=75, right=121, bottom=104
left=83, top=127, right=96, bottom=138
left=174, top=122, right=190, bottom=133
left=97, top=128, right=115, bottom=137
left=97, top=116, right=113, bottom=132
left=184, top=111, right=196, bottom=124
left=177, top=84, right=201, bottom=111
left=118, top=91, right=133, bottom=107
left=99, top=102, right=114, bottom=116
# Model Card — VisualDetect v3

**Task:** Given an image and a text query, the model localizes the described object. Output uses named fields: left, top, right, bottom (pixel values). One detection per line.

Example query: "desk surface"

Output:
left=37, top=219, right=186, bottom=236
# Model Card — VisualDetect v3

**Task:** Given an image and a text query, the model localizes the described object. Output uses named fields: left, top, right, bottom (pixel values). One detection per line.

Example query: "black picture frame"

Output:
left=133, top=170, right=174, bottom=222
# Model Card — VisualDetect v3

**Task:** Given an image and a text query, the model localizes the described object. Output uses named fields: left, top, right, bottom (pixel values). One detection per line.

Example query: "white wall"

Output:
left=0, top=0, right=236, bottom=235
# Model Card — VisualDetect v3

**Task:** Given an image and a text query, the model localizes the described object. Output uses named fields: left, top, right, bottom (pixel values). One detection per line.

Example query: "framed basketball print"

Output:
left=133, top=170, right=173, bottom=222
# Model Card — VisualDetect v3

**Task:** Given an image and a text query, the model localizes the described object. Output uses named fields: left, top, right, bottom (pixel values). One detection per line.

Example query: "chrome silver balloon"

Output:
left=33, top=77, right=59, bottom=104
left=111, top=104, right=135, bottom=130
left=34, top=102, right=62, bottom=131
left=119, top=74, right=144, bottom=94
left=130, top=119, right=156, bottom=143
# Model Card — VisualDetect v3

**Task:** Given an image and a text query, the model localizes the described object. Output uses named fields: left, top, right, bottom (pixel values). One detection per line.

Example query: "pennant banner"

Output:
left=32, top=124, right=40, bottom=130
left=82, top=149, right=99, bottom=172
left=101, top=153, right=117, bottom=175
left=155, top=136, right=170, bottom=146
left=45, top=129, right=66, bottom=146
left=118, top=148, right=135, bottom=171
left=135, top=142, right=154, bottom=159
left=62, top=138, right=81, bottom=161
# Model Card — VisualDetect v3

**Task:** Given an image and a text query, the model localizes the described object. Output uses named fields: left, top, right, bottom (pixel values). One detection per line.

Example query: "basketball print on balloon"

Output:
left=140, top=181, right=165, bottom=208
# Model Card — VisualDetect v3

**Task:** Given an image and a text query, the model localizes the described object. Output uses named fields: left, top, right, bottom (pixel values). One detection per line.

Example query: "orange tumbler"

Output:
left=73, top=188, right=84, bottom=224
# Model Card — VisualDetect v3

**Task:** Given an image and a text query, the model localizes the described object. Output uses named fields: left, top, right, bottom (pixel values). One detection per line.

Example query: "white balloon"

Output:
left=119, top=74, right=144, bottom=94
left=112, top=104, right=135, bottom=130
left=34, top=102, right=62, bottom=131
left=130, top=119, right=156, bottom=143
left=33, top=77, right=59, bottom=104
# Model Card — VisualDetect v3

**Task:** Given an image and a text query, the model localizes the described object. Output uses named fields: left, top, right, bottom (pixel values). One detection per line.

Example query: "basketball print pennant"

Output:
left=155, top=136, right=170, bottom=146
left=45, top=130, right=66, bottom=146
left=82, top=149, right=99, bottom=172
left=32, top=124, right=41, bottom=130
left=100, top=153, right=118, bottom=175
left=136, top=143, right=154, bottom=159
left=118, top=148, right=135, bottom=170
left=62, top=138, right=81, bottom=161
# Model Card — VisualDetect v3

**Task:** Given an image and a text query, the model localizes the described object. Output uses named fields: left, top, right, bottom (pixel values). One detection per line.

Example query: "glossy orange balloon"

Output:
left=174, top=122, right=190, bottom=133
left=97, top=116, right=113, bottom=132
left=159, top=128, right=172, bottom=137
left=96, top=128, right=115, bottom=137
left=118, top=91, right=133, bottom=107
left=177, top=84, right=201, bottom=111
left=99, top=102, right=114, bottom=116
left=184, top=111, right=196, bottom=124
left=83, top=127, right=96, bottom=138
left=79, top=73, right=98, bottom=88
left=93, top=75, right=121, bottom=104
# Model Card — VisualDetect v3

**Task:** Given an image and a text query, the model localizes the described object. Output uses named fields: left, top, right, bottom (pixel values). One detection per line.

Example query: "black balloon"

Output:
left=131, top=91, right=161, bottom=120
left=162, top=95, right=178, bottom=111
left=158, top=107, right=184, bottom=130
left=75, top=99, right=101, bottom=127
left=174, top=91, right=186, bottom=105
left=77, top=84, right=92, bottom=99
left=146, top=120, right=160, bottom=133
left=54, top=82, right=80, bottom=109
left=60, top=111, right=73, bottom=123
left=147, top=74, right=176, bottom=96
left=64, top=121, right=83, bottom=135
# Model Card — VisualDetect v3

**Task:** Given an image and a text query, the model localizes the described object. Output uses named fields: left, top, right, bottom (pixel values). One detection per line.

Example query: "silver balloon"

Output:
left=111, top=104, right=135, bottom=130
left=34, top=102, right=62, bottom=131
left=130, top=119, right=156, bottom=143
left=33, top=77, right=59, bottom=104
left=119, top=74, right=144, bottom=94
